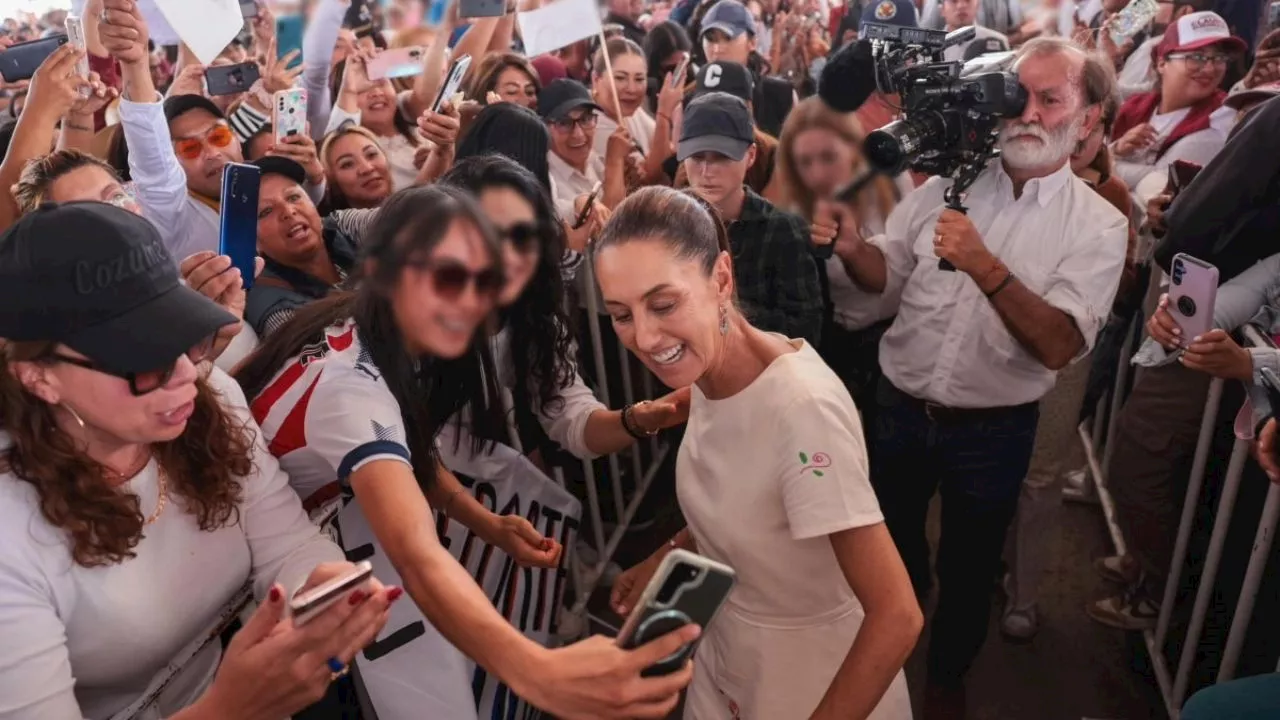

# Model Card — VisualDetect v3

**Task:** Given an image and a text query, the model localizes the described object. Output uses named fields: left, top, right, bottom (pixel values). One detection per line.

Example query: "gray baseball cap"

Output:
left=677, top=92, right=754, bottom=162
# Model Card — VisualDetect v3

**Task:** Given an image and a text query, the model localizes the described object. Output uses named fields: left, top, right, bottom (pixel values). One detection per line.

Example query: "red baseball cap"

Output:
left=1155, top=11, right=1247, bottom=59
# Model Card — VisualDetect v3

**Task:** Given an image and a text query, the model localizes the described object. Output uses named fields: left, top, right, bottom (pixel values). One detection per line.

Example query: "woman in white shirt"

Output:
left=0, top=202, right=392, bottom=720
left=600, top=187, right=921, bottom=720
left=591, top=37, right=660, bottom=157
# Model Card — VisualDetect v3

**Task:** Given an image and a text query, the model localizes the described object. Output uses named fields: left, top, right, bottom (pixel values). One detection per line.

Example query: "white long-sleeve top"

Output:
left=0, top=367, right=344, bottom=720
left=119, top=94, right=219, bottom=264
left=303, top=0, right=347, bottom=142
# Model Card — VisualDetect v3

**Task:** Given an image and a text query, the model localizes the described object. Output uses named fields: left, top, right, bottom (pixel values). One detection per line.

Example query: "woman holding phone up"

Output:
left=601, top=187, right=920, bottom=720
left=0, top=203, right=394, bottom=720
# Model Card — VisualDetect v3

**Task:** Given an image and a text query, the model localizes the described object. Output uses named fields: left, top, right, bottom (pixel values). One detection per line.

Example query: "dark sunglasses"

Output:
left=44, top=335, right=216, bottom=397
left=411, top=259, right=505, bottom=300
left=504, top=222, right=542, bottom=252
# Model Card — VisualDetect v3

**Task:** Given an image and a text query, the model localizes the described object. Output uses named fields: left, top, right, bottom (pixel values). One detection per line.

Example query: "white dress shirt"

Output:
left=118, top=95, right=220, bottom=264
left=548, top=150, right=605, bottom=222
left=871, top=160, right=1129, bottom=408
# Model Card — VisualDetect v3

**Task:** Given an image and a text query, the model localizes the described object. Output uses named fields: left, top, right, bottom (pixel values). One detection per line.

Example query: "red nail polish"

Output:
left=387, top=587, right=405, bottom=603
left=348, top=590, right=367, bottom=606
left=268, top=586, right=282, bottom=602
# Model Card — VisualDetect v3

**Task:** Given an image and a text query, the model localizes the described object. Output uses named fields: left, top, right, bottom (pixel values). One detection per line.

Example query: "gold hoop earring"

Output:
left=719, top=305, right=730, bottom=336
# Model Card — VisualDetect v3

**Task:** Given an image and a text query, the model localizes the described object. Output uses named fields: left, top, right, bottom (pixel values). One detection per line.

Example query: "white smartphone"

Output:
left=432, top=53, right=472, bottom=113
left=273, top=88, right=308, bottom=143
left=289, top=561, right=374, bottom=626
left=671, top=53, right=691, bottom=88
left=616, top=549, right=736, bottom=677
left=366, top=46, right=426, bottom=80
left=64, top=15, right=90, bottom=94
left=1168, top=253, right=1219, bottom=346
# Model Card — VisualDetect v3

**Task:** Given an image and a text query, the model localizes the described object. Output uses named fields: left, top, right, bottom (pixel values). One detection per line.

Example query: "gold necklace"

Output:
left=144, top=469, right=169, bottom=526
left=102, top=450, right=167, bottom=526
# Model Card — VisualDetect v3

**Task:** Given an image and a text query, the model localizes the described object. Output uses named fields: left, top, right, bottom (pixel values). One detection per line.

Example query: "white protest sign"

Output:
left=334, top=429, right=582, bottom=719
left=516, top=0, right=602, bottom=56
left=151, top=0, right=242, bottom=64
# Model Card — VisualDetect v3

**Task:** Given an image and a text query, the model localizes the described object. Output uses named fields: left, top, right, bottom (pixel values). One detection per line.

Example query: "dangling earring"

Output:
left=719, top=305, right=730, bottom=336
left=61, top=403, right=86, bottom=430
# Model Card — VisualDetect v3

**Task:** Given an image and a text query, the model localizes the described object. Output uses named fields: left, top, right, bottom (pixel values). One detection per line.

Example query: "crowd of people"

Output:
left=1, top=0, right=1280, bottom=718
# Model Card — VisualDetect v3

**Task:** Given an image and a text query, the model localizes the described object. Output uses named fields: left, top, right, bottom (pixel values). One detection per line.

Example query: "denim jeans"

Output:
left=872, top=380, right=1039, bottom=683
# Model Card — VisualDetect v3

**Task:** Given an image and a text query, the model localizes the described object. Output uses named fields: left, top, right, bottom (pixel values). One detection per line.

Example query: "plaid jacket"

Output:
left=726, top=188, right=824, bottom=346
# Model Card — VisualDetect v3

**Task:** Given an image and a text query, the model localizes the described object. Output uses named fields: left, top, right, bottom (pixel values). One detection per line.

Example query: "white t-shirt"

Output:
left=0, top=367, right=343, bottom=720
left=677, top=340, right=911, bottom=720
left=825, top=173, right=916, bottom=331
left=593, top=109, right=657, bottom=158
left=1114, top=104, right=1236, bottom=201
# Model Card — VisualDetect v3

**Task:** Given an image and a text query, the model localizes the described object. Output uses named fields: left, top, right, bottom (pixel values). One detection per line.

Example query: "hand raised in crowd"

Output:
left=98, top=0, right=149, bottom=66
left=180, top=251, right=264, bottom=360
left=263, top=39, right=304, bottom=95
left=416, top=100, right=462, bottom=148
left=341, top=47, right=379, bottom=96
left=70, top=71, right=118, bottom=117
left=1113, top=122, right=1157, bottom=158
left=630, top=386, right=693, bottom=433
left=565, top=192, right=610, bottom=253
left=165, top=63, right=206, bottom=98
left=933, top=208, right=994, bottom=275
left=1147, top=294, right=1184, bottom=349
left=25, top=44, right=103, bottom=122
left=1096, top=19, right=1135, bottom=66
left=1254, top=418, right=1280, bottom=483
left=810, top=199, right=841, bottom=248
left=1179, top=328, right=1253, bottom=380
left=196, top=569, right=400, bottom=719
left=1146, top=191, right=1173, bottom=238
left=1243, top=28, right=1280, bottom=89
left=487, top=514, right=564, bottom=568
left=250, top=2, right=276, bottom=54
left=532, top=628, right=699, bottom=720
left=655, top=70, right=683, bottom=123
left=266, top=125, right=325, bottom=185
left=605, top=124, right=635, bottom=163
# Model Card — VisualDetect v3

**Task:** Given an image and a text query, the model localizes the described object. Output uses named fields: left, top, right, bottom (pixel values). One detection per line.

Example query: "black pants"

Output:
left=871, top=380, right=1039, bottom=684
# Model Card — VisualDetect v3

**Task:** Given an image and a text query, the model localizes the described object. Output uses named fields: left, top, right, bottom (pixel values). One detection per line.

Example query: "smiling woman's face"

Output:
left=494, top=66, right=538, bottom=109
left=326, top=132, right=392, bottom=207
left=478, top=186, right=541, bottom=307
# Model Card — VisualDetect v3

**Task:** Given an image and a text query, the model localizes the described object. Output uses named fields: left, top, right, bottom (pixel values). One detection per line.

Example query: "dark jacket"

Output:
left=245, top=217, right=359, bottom=336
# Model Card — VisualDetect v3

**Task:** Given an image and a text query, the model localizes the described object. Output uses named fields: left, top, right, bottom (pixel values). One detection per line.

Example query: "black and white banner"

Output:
left=336, top=427, right=582, bottom=720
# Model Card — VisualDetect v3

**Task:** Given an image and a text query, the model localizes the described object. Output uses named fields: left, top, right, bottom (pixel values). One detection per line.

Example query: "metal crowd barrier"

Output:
left=1078, top=311, right=1280, bottom=719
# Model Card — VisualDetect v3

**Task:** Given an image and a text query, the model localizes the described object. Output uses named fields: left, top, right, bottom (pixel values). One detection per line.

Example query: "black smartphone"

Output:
left=459, top=0, right=507, bottom=18
left=239, top=0, right=259, bottom=18
left=205, top=62, right=261, bottom=96
left=572, top=182, right=602, bottom=230
left=0, top=34, right=68, bottom=83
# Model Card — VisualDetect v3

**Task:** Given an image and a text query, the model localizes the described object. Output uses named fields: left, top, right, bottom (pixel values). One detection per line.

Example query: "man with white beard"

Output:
left=825, top=36, right=1127, bottom=717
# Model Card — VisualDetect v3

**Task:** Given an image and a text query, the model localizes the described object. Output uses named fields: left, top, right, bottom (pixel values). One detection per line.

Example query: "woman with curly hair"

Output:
left=439, top=155, right=690, bottom=463
left=0, top=202, right=394, bottom=720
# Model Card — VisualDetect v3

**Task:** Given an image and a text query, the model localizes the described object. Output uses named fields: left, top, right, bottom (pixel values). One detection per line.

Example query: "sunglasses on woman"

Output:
left=44, top=335, right=216, bottom=397
left=504, top=222, right=542, bottom=252
left=409, top=258, right=506, bottom=300
left=173, top=124, right=235, bottom=161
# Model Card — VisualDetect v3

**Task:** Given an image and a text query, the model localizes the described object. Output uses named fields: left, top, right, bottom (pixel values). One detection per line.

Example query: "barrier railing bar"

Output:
left=1218, top=480, right=1280, bottom=681
left=641, top=371, right=659, bottom=457
left=1142, top=631, right=1181, bottom=720
left=1101, top=319, right=1139, bottom=474
left=616, top=338, right=644, bottom=514
left=1078, top=422, right=1128, bottom=558
left=1156, top=377, right=1226, bottom=648
left=579, top=260, right=627, bottom=531
left=1172, top=438, right=1251, bottom=706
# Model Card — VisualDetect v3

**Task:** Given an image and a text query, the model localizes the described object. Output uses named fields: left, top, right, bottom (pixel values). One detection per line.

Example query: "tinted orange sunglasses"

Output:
left=173, top=124, right=235, bottom=160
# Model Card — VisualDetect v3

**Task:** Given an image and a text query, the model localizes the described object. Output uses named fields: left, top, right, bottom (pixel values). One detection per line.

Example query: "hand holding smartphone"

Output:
left=290, top=561, right=376, bottom=625
left=615, top=549, right=735, bottom=677
left=219, top=164, right=262, bottom=291
left=1168, top=253, right=1219, bottom=345
left=0, top=34, right=68, bottom=83
left=273, top=88, right=308, bottom=142
left=432, top=53, right=472, bottom=112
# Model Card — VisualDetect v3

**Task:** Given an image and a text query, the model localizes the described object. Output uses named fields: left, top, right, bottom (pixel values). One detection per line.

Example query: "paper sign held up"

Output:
left=517, top=0, right=603, bottom=57
left=152, top=0, right=245, bottom=65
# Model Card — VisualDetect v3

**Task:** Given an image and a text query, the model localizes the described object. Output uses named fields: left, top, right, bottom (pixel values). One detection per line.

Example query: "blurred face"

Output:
left=598, top=53, right=647, bottom=116
left=359, top=79, right=400, bottom=126
left=169, top=110, right=243, bottom=200
left=494, top=66, right=538, bottom=109
left=1158, top=46, right=1231, bottom=109
left=597, top=240, right=734, bottom=389
left=479, top=186, right=541, bottom=307
left=244, top=131, right=274, bottom=161
left=659, top=50, right=691, bottom=80
left=257, top=174, right=326, bottom=266
left=1070, top=121, right=1106, bottom=173
left=326, top=133, right=392, bottom=207
left=942, top=0, right=977, bottom=29
left=18, top=345, right=202, bottom=445
left=548, top=108, right=599, bottom=169
left=999, top=51, right=1094, bottom=172
left=684, top=146, right=755, bottom=206
left=46, top=165, right=141, bottom=216
left=391, top=219, right=502, bottom=358
left=702, top=29, right=753, bottom=65
left=790, top=127, right=858, bottom=198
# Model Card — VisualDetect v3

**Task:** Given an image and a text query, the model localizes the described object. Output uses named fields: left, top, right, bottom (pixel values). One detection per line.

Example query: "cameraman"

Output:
left=827, top=37, right=1127, bottom=710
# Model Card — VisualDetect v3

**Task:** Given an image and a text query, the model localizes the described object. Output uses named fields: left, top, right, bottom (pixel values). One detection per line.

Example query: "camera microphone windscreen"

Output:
left=817, top=38, right=878, bottom=113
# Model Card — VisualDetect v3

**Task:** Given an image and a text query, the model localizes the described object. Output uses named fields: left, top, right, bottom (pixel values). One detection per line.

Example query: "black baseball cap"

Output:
left=692, top=61, right=755, bottom=103
left=701, top=0, right=756, bottom=39
left=536, top=79, right=604, bottom=122
left=254, top=156, right=308, bottom=185
left=0, top=203, right=237, bottom=375
left=163, top=93, right=227, bottom=125
left=678, top=92, right=754, bottom=162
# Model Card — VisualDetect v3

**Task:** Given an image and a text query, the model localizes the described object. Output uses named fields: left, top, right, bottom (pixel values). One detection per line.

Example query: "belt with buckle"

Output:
left=901, top=392, right=1034, bottom=424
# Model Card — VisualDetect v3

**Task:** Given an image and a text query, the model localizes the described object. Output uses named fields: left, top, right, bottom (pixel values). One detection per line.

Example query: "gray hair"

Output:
left=1014, top=36, right=1119, bottom=113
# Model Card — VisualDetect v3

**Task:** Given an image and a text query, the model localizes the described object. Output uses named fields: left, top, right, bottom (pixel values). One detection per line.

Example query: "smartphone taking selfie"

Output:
left=366, top=46, right=426, bottom=80
left=205, top=62, right=261, bottom=96
left=0, top=34, right=68, bottom=83
left=219, top=164, right=261, bottom=292
left=431, top=53, right=472, bottom=112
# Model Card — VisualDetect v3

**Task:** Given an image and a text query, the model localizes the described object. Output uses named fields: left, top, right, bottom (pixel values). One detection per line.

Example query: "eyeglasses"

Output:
left=503, top=222, right=542, bottom=252
left=551, top=112, right=598, bottom=133
left=409, top=259, right=506, bottom=300
left=1166, top=52, right=1231, bottom=68
left=44, top=335, right=216, bottom=397
left=173, top=124, right=235, bottom=161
